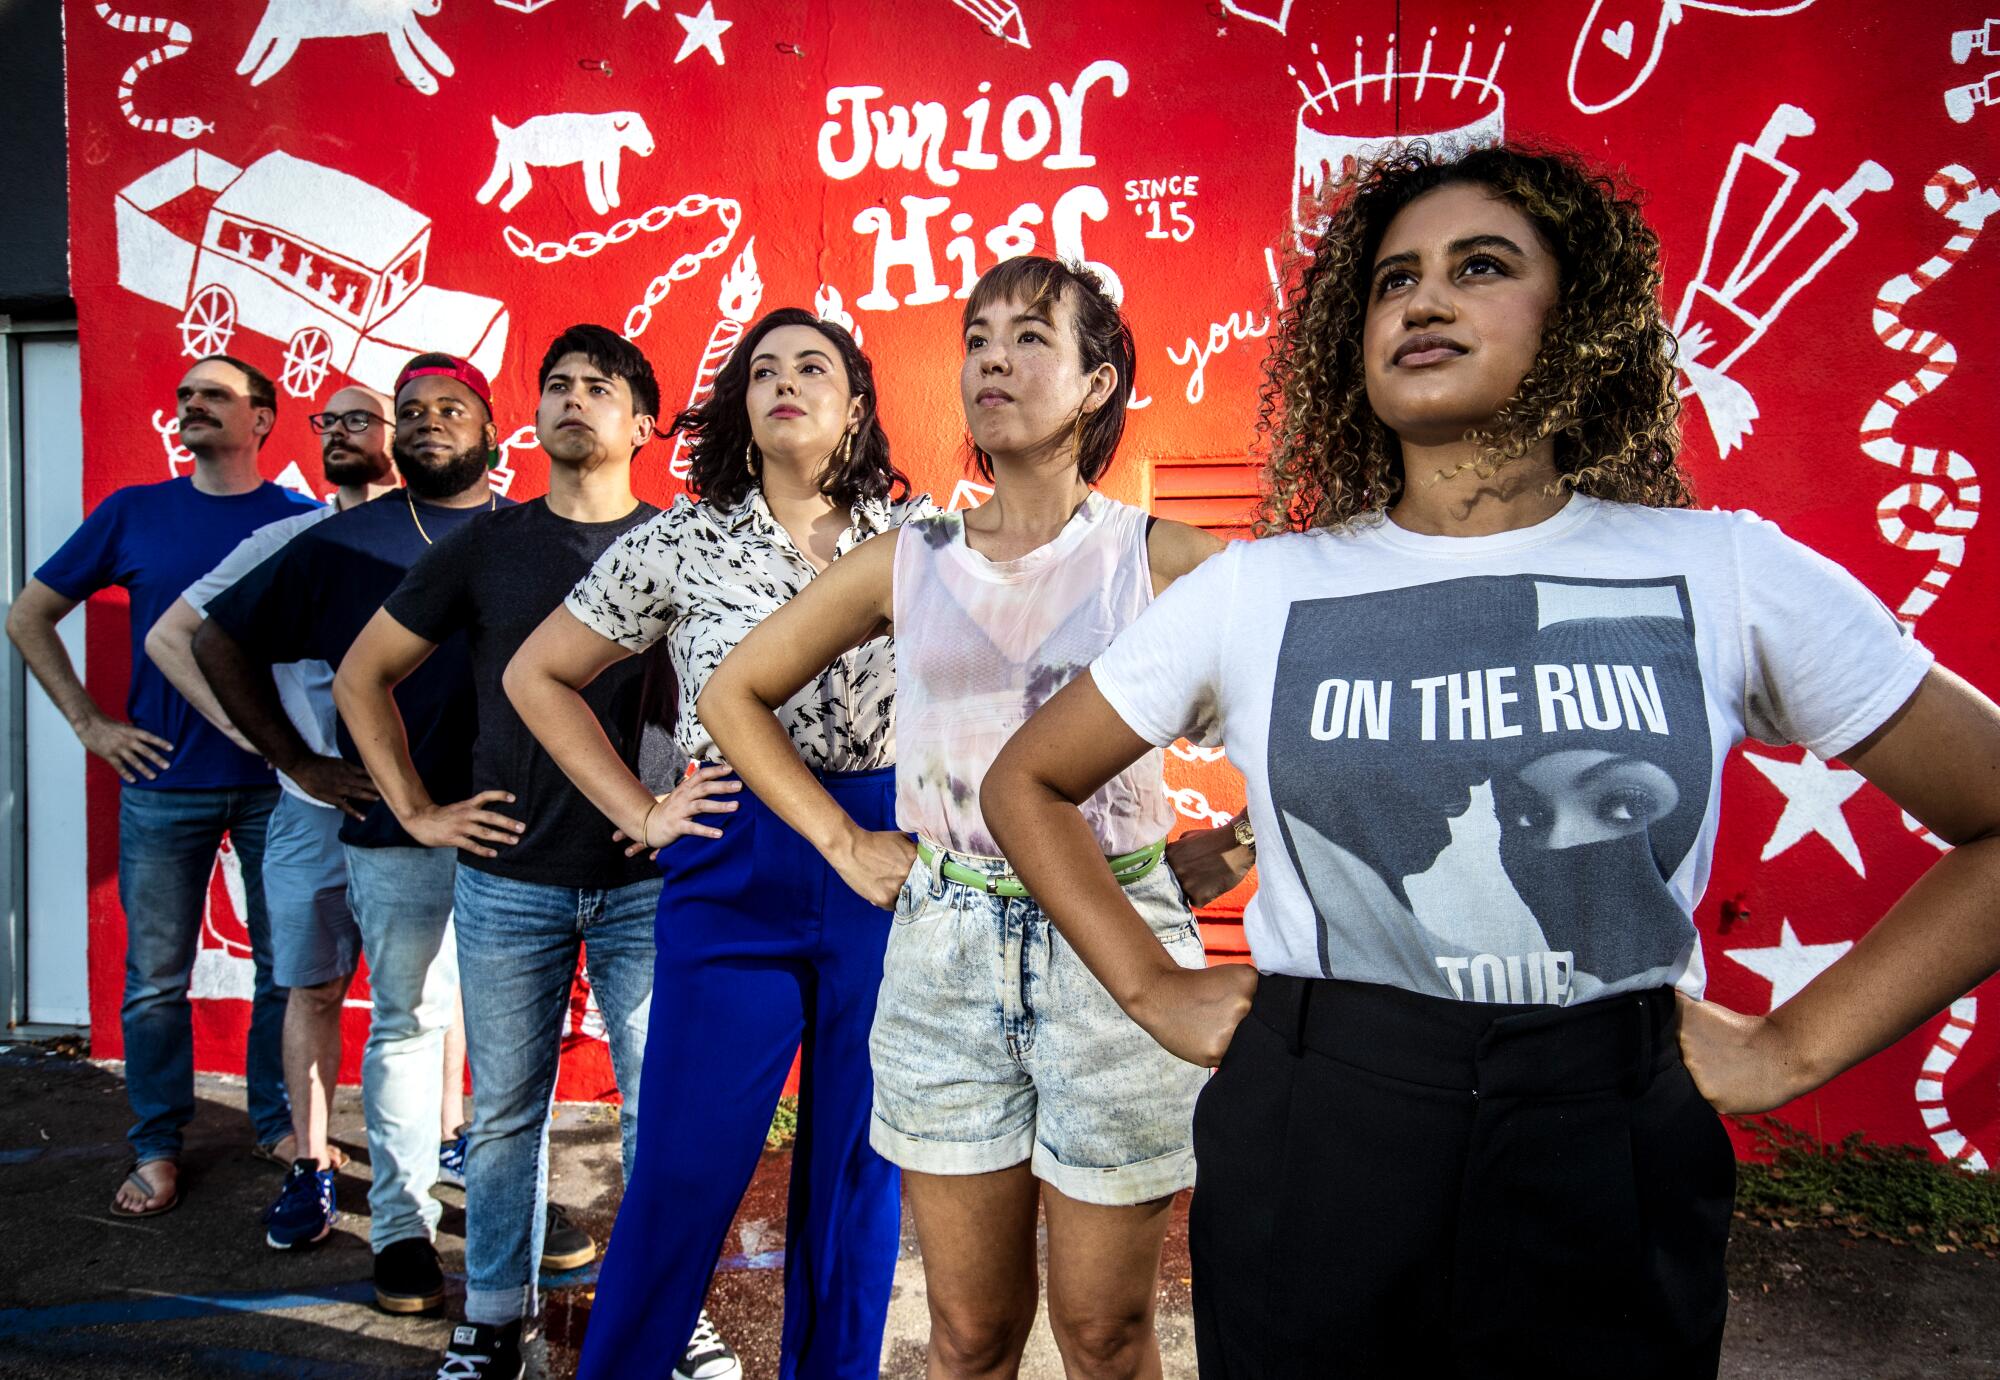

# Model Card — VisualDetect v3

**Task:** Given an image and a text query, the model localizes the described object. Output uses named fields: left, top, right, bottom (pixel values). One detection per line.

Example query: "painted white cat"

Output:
left=477, top=111, right=655, bottom=217
left=237, top=0, right=454, bottom=96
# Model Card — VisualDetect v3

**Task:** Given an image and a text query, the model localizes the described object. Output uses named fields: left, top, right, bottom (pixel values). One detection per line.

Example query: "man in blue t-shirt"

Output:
left=197, top=353, right=509, bottom=1317
left=5, top=355, right=318, bottom=1218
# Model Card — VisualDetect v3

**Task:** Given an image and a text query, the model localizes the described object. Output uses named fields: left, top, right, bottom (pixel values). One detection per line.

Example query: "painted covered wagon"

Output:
left=115, top=148, right=508, bottom=398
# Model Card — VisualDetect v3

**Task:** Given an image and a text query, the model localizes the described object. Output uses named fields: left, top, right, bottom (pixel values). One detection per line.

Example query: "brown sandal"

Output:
left=110, top=1163, right=179, bottom=1218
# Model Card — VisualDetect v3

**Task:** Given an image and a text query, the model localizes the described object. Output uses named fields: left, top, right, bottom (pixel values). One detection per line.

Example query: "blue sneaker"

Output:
left=264, top=1158, right=337, bottom=1249
left=437, top=1127, right=468, bottom=1188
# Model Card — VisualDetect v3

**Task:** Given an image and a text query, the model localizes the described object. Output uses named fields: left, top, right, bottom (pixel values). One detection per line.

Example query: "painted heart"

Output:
left=1601, top=20, right=1636, bottom=59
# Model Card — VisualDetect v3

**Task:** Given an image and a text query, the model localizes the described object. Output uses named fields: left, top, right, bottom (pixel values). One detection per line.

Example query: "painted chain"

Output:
left=500, top=194, right=743, bottom=340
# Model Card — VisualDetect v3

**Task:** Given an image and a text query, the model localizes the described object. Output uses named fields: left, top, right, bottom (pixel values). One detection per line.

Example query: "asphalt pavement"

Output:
left=2, top=1041, right=1993, bottom=1378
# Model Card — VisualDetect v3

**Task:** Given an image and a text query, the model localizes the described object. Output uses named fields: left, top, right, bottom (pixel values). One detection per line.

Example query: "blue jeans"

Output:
left=118, top=784, right=289, bottom=1163
left=344, top=843, right=458, bottom=1251
left=454, top=867, right=658, bottom=1325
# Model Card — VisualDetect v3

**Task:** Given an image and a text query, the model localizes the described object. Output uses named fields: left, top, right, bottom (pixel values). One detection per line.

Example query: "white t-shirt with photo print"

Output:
left=1091, top=495, right=1933, bottom=1006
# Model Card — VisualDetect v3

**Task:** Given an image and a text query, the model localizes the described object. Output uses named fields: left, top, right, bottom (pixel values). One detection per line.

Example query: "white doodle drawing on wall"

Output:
left=1670, top=105, right=1890, bottom=458
left=1220, top=0, right=1292, bottom=35
left=821, top=62, right=1130, bottom=312
left=814, top=283, right=864, bottom=347
left=1168, top=309, right=1270, bottom=406
left=819, top=63, right=1128, bottom=190
left=1566, top=1, right=1819, bottom=116
left=493, top=425, right=540, bottom=499
left=478, top=112, right=656, bottom=217
left=272, top=460, right=319, bottom=500
left=951, top=0, right=1030, bottom=50
left=1945, top=21, right=1999, bottom=123
left=1913, top=997, right=1988, bottom=1170
left=853, top=189, right=1120, bottom=311
left=1859, top=164, right=1997, bottom=626
left=1289, top=28, right=1508, bottom=253
left=949, top=479, right=994, bottom=510
left=188, top=839, right=252, bottom=1001
left=611, top=197, right=744, bottom=341
left=669, top=239, right=763, bottom=480
left=115, top=148, right=508, bottom=399
left=496, top=0, right=562, bottom=10
left=238, top=0, right=454, bottom=95
left=152, top=410, right=195, bottom=475
left=94, top=4, right=212, bottom=140
left=673, top=1, right=731, bottom=65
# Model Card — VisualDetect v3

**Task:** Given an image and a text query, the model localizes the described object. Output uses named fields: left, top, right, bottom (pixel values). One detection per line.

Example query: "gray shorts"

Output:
left=263, top=791, right=359, bottom=989
left=869, top=846, right=1208, bottom=1206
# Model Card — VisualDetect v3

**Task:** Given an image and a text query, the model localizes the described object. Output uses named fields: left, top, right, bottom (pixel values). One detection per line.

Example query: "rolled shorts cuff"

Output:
left=869, top=1110, right=1034, bottom=1178
left=1032, top=1139, right=1195, bottom=1207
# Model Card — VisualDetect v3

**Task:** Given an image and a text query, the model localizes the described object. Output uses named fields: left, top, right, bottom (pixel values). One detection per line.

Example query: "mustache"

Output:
left=180, top=412, right=218, bottom=427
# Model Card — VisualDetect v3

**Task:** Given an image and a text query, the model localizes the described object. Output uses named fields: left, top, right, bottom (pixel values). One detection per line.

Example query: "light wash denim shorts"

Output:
left=868, top=843, right=1209, bottom=1206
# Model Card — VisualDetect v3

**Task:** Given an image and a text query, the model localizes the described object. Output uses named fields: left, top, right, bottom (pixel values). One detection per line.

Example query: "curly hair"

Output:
left=1257, top=141, right=1690, bottom=533
left=675, top=307, right=907, bottom=511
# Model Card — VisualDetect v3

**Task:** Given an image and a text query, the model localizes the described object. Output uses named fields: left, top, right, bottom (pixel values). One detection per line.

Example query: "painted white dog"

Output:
left=237, top=0, right=454, bottom=96
left=477, top=111, right=656, bottom=217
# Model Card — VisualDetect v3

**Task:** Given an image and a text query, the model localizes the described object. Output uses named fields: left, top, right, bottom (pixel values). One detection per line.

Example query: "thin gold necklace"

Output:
left=406, top=486, right=496, bottom=544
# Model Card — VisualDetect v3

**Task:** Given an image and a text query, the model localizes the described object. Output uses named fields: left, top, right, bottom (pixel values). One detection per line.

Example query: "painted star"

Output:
left=1744, top=748, right=1869, bottom=877
left=674, top=1, right=732, bottom=64
left=1725, top=919, right=1852, bottom=1011
left=622, top=0, right=659, bottom=15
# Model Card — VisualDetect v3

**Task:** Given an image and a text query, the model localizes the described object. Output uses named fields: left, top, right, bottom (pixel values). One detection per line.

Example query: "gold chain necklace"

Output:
left=406, top=486, right=496, bottom=544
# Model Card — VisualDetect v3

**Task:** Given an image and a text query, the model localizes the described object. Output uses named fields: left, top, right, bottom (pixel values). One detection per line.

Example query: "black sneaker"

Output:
left=435, top=1320, right=523, bottom=1380
left=673, top=1310, right=741, bottom=1380
left=540, top=1203, right=595, bottom=1272
left=374, top=1236, right=446, bottom=1314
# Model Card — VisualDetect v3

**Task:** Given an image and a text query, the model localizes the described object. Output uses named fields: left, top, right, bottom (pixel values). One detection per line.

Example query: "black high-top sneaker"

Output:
left=673, top=1310, right=742, bottom=1380
left=435, top=1320, right=524, bottom=1380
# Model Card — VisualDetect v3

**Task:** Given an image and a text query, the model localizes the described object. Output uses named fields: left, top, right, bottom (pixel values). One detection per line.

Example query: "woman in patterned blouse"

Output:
left=505, top=307, right=932, bottom=1379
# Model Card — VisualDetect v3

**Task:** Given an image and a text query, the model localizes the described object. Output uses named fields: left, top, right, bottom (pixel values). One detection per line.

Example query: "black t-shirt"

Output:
left=384, top=497, right=678, bottom=888
left=206, top=489, right=512, bottom=849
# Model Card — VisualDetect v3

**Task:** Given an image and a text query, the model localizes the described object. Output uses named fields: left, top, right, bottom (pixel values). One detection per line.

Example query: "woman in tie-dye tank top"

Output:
left=702, top=256, right=1251, bottom=1378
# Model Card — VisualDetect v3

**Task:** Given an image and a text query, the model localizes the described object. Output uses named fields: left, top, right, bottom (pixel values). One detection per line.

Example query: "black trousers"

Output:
left=1190, top=976, right=1735, bottom=1380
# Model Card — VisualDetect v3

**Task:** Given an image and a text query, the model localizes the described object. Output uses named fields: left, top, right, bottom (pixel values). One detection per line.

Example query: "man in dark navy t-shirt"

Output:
left=5, top=355, right=317, bottom=1217
left=198, top=353, right=509, bottom=1316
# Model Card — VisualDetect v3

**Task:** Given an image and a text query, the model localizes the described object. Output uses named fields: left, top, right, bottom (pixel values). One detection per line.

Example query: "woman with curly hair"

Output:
left=505, top=307, right=929, bottom=1379
left=982, top=143, right=2000, bottom=1377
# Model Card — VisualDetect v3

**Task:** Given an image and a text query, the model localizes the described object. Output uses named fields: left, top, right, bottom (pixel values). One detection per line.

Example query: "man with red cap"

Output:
left=197, top=353, right=511, bottom=1315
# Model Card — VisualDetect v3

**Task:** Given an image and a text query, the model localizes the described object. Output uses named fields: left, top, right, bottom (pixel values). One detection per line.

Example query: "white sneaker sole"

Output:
left=673, top=1363, right=742, bottom=1380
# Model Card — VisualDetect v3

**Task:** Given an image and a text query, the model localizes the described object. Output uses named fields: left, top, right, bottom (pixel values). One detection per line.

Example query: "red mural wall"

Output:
left=61, top=1, right=2000, bottom=1148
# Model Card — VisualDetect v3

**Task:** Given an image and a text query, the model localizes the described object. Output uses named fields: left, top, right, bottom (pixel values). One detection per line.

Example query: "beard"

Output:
left=393, top=437, right=489, bottom=500
left=321, top=443, right=390, bottom=489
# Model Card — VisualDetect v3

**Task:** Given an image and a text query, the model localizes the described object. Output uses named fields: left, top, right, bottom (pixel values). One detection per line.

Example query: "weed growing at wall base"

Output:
left=1733, top=1116, right=2000, bottom=1256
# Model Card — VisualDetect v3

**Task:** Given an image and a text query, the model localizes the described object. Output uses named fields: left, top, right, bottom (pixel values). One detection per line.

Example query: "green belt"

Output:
left=915, top=837, right=1166, bottom=898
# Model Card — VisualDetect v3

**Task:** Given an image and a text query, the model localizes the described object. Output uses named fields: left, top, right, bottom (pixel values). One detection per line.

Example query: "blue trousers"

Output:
left=118, top=784, right=289, bottom=1162
left=578, top=767, right=902, bottom=1380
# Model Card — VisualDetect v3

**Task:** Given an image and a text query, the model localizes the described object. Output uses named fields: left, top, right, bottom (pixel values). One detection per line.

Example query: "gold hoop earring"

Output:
left=744, top=438, right=759, bottom=476
left=835, top=429, right=854, bottom=470
left=1069, top=408, right=1088, bottom=467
